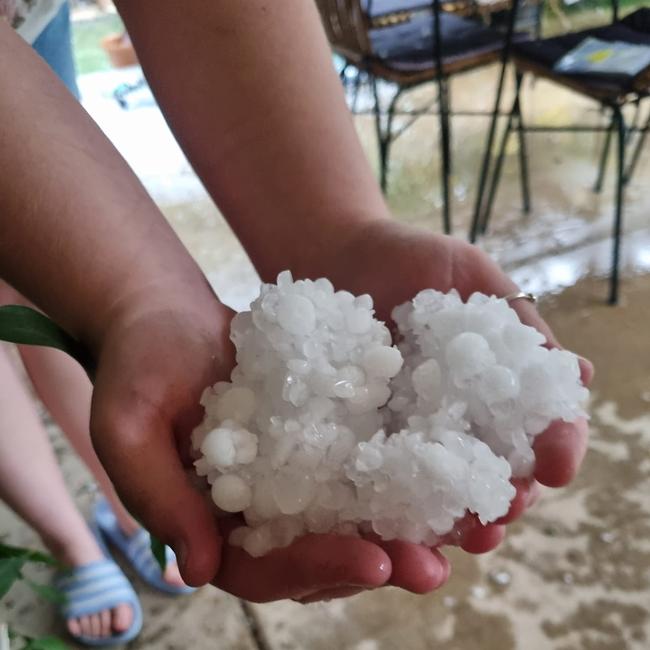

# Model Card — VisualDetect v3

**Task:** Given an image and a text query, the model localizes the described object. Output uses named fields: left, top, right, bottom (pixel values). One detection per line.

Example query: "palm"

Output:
left=90, top=298, right=236, bottom=585
left=322, top=220, right=591, bottom=583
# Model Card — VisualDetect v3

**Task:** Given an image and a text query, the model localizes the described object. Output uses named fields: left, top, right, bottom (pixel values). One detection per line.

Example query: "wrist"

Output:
left=254, top=211, right=390, bottom=284
left=82, top=264, right=225, bottom=355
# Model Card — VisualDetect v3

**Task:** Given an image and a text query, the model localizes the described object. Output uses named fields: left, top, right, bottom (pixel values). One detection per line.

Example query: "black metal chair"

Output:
left=316, top=0, right=527, bottom=234
left=471, top=2, right=650, bottom=304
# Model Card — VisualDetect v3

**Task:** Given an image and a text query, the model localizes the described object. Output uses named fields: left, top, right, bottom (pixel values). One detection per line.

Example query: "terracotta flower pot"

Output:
left=101, top=32, right=138, bottom=68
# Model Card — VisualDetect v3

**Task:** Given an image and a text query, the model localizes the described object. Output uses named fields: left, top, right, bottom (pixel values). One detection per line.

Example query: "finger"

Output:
left=295, top=586, right=366, bottom=604
left=214, top=533, right=391, bottom=603
left=494, top=478, right=533, bottom=525
left=470, top=250, right=594, bottom=383
left=533, top=417, right=589, bottom=488
left=526, top=480, right=542, bottom=508
left=91, top=399, right=221, bottom=587
left=459, top=523, right=506, bottom=554
left=513, top=301, right=594, bottom=387
left=365, top=533, right=450, bottom=594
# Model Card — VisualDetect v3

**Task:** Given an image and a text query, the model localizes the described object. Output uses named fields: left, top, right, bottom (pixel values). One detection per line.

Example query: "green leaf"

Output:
left=0, top=557, right=25, bottom=599
left=150, top=535, right=167, bottom=573
left=0, top=542, right=58, bottom=567
left=25, top=580, right=65, bottom=604
left=0, top=306, right=93, bottom=374
left=22, top=636, right=69, bottom=650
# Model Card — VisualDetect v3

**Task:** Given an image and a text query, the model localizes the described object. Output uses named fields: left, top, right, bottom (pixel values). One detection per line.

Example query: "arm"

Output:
left=0, top=22, right=226, bottom=583
left=113, top=0, right=389, bottom=282
left=0, top=21, right=217, bottom=349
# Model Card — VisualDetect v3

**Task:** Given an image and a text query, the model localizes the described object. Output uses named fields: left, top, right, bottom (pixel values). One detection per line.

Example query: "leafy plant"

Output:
left=0, top=543, right=67, bottom=649
left=6, top=626, right=68, bottom=650
left=0, top=307, right=93, bottom=377
left=0, top=543, right=60, bottom=602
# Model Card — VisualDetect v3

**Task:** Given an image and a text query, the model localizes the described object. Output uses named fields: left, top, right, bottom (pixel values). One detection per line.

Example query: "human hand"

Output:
left=89, top=278, right=397, bottom=601
left=306, top=219, right=594, bottom=594
left=88, top=279, right=234, bottom=586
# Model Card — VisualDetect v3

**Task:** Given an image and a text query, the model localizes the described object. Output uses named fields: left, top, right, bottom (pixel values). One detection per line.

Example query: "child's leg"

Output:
left=0, top=279, right=185, bottom=587
left=0, top=279, right=137, bottom=536
left=17, top=343, right=185, bottom=588
left=0, top=343, right=132, bottom=639
left=17, top=343, right=138, bottom=535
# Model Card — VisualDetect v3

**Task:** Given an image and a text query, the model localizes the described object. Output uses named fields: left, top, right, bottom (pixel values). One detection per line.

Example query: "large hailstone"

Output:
left=191, top=272, right=588, bottom=557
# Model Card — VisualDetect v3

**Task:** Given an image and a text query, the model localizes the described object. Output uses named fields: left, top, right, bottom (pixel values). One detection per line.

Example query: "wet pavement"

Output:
left=1, top=57, right=650, bottom=649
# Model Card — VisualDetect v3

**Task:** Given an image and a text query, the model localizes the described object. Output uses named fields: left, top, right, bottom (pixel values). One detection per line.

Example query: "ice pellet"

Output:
left=211, top=474, right=253, bottom=513
left=193, top=275, right=588, bottom=556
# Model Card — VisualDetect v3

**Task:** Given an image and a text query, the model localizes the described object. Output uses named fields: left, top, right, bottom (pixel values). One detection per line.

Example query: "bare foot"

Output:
left=46, top=533, right=134, bottom=640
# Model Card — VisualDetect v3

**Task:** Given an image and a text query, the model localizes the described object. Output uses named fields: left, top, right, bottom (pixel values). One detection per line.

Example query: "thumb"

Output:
left=90, top=398, right=221, bottom=587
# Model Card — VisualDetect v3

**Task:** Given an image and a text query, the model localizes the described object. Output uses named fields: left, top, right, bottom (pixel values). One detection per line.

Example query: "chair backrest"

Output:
left=314, top=0, right=373, bottom=64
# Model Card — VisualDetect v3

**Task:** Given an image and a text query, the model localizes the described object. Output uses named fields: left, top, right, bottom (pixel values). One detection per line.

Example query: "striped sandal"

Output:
left=93, top=498, right=195, bottom=596
left=54, top=555, right=143, bottom=647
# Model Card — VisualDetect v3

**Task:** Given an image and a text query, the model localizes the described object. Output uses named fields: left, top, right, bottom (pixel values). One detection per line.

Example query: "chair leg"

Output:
left=609, top=106, right=626, bottom=306
left=470, top=79, right=503, bottom=242
left=438, top=76, right=452, bottom=235
left=371, top=76, right=390, bottom=193
left=469, top=0, right=522, bottom=242
left=514, top=73, right=531, bottom=215
left=624, top=106, right=650, bottom=184
left=350, top=69, right=363, bottom=114
left=480, top=73, right=524, bottom=235
left=370, top=77, right=404, bottom=194
left=593, top=111, right=614, bottom=194
left=480, top=102, right=516, bottom=236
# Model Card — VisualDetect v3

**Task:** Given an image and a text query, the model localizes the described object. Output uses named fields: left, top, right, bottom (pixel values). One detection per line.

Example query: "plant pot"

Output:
left=101, top=32, right=138, bottom=68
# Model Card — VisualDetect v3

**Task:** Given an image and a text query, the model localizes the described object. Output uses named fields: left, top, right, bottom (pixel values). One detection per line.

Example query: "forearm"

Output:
left=115, top=0, right=390, bottom=282
left=0, top=24, right=208, bottom=348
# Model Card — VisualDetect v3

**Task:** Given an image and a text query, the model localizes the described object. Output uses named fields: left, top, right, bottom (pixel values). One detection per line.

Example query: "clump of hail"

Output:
left=191, top=272, right=588, bottom=557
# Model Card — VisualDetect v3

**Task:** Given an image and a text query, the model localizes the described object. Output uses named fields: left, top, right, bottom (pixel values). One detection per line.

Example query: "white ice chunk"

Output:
left=193, top=275, right=588, bottom=556
left=211, top=474, right=253, bottom=512
left=214, top=387, right=256, bottom=424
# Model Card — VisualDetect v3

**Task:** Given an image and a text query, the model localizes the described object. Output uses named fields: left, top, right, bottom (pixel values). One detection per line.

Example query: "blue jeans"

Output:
left=32, top=2, right=79, bottom=99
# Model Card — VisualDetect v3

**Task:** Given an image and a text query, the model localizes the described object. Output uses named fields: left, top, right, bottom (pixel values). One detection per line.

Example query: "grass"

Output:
left=71, top=13, right=124, bottom=75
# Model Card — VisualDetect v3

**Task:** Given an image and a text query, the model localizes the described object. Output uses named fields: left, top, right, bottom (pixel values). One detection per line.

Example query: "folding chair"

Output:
left=316, top=0, right=521, bottom=234
left=470, top=2, right=650, bottom=304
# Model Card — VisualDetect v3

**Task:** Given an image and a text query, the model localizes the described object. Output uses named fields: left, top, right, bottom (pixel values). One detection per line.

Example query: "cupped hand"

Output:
left=88, top=278, right=394, bottom=601
left=314, top=219, right=594, bottom=594
left=89, top=280, right=234, bottom=586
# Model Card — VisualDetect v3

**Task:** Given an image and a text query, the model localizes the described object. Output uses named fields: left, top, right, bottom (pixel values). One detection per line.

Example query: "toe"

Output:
left=90, top=613, right=101, bottom=638
left=100, top=609, right=111, bottom=638
left=79, top=615, right=92, bottom=639
left=112, top=603, right=133, bottom=633
left=67, top=617, right=81, bottom=638
left=163, top=561, right=188, bottom=588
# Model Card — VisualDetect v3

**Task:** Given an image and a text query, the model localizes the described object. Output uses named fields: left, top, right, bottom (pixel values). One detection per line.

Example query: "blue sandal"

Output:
left=93, top=498, right=195, bottom=596
left=55, top=552, right=143, bottom=647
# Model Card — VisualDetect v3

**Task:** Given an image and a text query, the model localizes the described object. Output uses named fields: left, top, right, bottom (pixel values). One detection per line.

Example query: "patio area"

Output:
left=2, top=5, right=650, bottom=648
